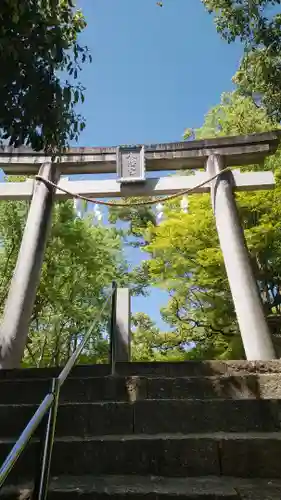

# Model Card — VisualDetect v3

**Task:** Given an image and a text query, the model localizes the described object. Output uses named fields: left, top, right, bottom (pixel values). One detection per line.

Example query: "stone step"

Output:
left=2, top=433, right=281, bottom=481
left=2, top=360, right=281, bottom=381
left=145, top=373, right=281, bottom=401
left=2, top=475, right=281, bottom=499
left=0, top=399, right=280, bottom=438
left=1, top=373, right=281, bottom=404
left=114, top=361, right=281, bottom=377
left=0, top=376, right=145, bottom=404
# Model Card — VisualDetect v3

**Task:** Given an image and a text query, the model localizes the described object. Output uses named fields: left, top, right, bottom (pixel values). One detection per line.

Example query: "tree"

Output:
left=202, top=0, right=281, bottom=121
left=0, top=0, right=90, bottom=151
left=131, top=312, right=197, bottom=361
left=0, top=192, right=128, bottom=367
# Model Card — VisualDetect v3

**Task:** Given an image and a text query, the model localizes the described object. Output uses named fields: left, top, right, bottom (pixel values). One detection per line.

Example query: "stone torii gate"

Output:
left=0, top=131, right=279, bottom=367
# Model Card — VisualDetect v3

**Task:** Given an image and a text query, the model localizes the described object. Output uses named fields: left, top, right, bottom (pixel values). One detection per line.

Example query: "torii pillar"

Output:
left=207, top=155, right=276, bottom=360
left=0, top=162, right=60, bottom=368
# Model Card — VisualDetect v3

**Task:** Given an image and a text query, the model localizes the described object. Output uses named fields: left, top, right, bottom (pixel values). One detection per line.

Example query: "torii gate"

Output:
left=0, top=131, right=279, bottom=367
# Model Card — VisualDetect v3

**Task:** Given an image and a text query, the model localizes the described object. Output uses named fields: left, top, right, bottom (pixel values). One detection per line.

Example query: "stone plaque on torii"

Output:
left=0, top=131, right=279, bottom=367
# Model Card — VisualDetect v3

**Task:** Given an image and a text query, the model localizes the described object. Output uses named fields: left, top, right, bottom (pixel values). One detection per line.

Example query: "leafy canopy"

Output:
left=0, top=0, right=90, bottom=151
left=202, top=0, right=281, bottom=121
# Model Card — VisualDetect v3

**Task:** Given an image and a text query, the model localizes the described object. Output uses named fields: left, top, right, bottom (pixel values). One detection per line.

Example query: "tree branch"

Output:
left=172, top=296, right=236, bottom=338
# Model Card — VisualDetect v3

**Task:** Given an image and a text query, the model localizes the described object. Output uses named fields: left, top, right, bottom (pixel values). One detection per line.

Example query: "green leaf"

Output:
left=74, top=89, right=79, bottom=103
left=63, top=86, right=71, bottom=104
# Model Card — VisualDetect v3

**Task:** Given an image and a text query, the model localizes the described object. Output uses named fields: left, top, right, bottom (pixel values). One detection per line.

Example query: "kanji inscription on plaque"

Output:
left=116, top=145, right=146, bottom=183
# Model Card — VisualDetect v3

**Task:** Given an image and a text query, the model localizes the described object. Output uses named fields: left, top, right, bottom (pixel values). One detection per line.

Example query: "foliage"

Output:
left=109, top=197, right=156, bottom=242
left=0, top=0, right=90, bottom=151
left=131, top=312, right=194, bottom=361
left=202, top=0, right=281, bottom=121
left=0, top=192, right=127, bottom=367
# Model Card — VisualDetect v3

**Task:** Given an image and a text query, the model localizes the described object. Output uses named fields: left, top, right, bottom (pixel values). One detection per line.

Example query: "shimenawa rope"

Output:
left=35, top=166, right=232, bottom=208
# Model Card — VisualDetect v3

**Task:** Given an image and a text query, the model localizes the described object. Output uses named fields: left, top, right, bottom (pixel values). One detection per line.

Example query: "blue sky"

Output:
left=73, top=0, right=243, bottom=329
left=76, top=0, right=242, bottom=146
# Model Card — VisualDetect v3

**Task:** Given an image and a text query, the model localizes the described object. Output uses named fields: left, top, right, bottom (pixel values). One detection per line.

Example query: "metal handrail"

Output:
left=0, top=394, right=54, bottom=483
left=0, top=283, right=117, bottom=499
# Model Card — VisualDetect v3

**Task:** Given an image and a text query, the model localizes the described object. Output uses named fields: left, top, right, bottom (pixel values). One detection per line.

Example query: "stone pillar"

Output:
left=207, top=154, right=276, bottom=360
left=115, top=287, right=131, bottom=362
left=0, top=162, right=60, bottom=368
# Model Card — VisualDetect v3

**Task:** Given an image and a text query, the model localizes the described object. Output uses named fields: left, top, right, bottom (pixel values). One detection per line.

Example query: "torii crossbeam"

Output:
left=0, top=131, right=280, bottom=367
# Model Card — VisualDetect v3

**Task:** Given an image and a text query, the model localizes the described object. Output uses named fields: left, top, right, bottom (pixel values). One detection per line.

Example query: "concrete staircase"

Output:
left=1, top=361, right=281, bottom=498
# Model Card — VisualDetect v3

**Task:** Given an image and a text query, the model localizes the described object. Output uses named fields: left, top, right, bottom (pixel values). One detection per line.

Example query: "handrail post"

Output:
left=109, top=282, right=117, bottom=375
left=115, top=287, right=131, bottom=363
left=33, top=378, right=60, bottom=500
left=109, top=283, right=131, bottom=375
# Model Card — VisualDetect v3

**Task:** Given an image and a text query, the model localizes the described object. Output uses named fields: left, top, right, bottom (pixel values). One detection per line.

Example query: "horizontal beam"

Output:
left=0, top=170, right=275, bottom=201
left=0, top=131, right=279, bottom=175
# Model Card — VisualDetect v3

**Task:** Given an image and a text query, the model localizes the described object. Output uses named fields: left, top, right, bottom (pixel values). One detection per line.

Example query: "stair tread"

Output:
left=1, top=360, right=281, bottom=381
left=2, top=372, right=281, bottom=405
left=2, top=398, right=280, bottom=407
left=55, top=430, right=281, bottom=441
left=2, top=475, right=281, bottom=497
left=1, top=373, right=281, bottom=381
left=2, top=431, right=281, bottom=444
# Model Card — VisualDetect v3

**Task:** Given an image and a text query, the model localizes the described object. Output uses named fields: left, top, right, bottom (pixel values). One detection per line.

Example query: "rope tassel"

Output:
left=156, top=202, right=164, bottom=224
left=180, top=195, right=189, bottom=214
left=93, top=204, right=103, bottom=222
